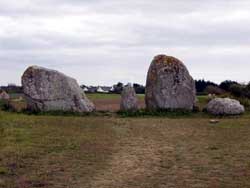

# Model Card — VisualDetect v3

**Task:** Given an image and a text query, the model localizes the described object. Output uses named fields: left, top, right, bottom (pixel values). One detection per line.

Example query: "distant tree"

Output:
left=205, top=85, right=225, bottom=95
left=195, top=79, right=217, bottom=94
left=226, top=82, right=250, bottom=99
left=80, top=85, right=87, bottom=89
left=133, top=83, right=145, bottom=94
left=219, top=80, right=239, bottom=91
left=245, top=83, right=250, bottom=98
left=230, top=84, right=245, bottom=97
left=112, top=82, right=124, bottom=94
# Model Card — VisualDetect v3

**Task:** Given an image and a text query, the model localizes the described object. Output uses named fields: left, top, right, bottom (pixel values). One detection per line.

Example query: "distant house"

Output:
left=0, top=90, right=10, bottom=100
left=82, top=86, right=112, bottom=93
left=97, top=86, right=112, bottom=93
left=109, top=86, right=115, bottom=92
left=83, top=87, right=89, bottom=92
left=97, top=86, right=105, bottom=93
left=98, top=86, right=112, bottom=93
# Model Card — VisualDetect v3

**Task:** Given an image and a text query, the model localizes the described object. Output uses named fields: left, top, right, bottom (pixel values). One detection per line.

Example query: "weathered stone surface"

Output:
left=206, top=98, right=245, bottom=115
left=120, top=85, right=138, bottom=111
left=22, top=66, right=95, bottom=112
left=145, top=55, right=196, bottom=110
left=0, top=91, right=10, bottom=100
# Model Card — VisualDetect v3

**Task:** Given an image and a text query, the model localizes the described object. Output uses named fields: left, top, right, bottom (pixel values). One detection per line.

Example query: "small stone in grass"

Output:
left=209, top=119, right=220, bottom=124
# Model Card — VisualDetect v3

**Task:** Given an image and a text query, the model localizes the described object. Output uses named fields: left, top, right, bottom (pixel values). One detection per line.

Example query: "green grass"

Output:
left=1, top=93, right=250, bottom=187
left=0, top=101, right=7, bottom=110
left=1, top=110, right=250, bottom=187
left=0, top=111, right=117, bottom=187
left=196, top=95, right=210, bottom=109
left=86, top=93, right=144, bottom=100
left=86, top=93, right=121, bottom=100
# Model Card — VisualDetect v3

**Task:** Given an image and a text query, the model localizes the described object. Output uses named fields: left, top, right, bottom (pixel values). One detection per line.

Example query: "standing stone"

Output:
left=145, top=55, right=196, bottom=110
left=206, top=98, right=245, bottom=115
left=0, top=91, right=10, bottom=100
left=22, top=66, right=95, bottom=112
left=120, top=85, right=138, bottom=111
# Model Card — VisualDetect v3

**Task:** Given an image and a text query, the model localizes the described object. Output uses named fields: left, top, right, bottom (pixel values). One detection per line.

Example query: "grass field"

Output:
left=1, top=94, right=250, bottom=187
left=86, top=93, right=145, bottom=100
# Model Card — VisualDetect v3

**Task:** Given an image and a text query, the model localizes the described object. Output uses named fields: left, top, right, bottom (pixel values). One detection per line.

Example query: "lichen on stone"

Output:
left=145, top=54, right=196, bottom=110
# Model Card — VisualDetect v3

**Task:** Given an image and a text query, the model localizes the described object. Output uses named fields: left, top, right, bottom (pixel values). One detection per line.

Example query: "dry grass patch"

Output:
left=1, top=111, right=250, bottom=187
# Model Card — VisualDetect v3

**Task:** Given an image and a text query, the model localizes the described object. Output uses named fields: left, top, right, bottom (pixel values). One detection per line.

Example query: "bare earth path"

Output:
left=90, top=119, right=167, bottom=188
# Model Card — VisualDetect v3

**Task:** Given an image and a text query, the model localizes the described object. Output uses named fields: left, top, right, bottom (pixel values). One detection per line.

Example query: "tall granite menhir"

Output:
left=22, top=66, right=95, bottom=112
left=145, top=55, right=196, bottom=110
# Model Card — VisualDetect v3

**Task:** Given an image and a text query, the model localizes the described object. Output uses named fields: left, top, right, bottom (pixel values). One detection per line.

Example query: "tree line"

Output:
left=111, top=80, right=250, bottom=99
left=2, top=80, right=250, bottom=100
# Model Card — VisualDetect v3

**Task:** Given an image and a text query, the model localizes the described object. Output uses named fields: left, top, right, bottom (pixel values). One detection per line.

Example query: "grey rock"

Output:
left=22, top=66, right=95, bottom=112
left=145, top=55, right=196, bottom=110
left=0, top=91, right=10, bottom=100
left=209, top=119, right=220, bottom=124
left=120, top=85, right=138, bottom=111
left=206, top=98, right=245, bottom=115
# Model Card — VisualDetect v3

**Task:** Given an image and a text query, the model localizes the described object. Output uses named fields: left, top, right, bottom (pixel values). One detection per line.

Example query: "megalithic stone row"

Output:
left=22, top=66, right=95, bottom=112
left=120, top=85, right=138, bottom=111
left=145, top=55, right=196, bottom=110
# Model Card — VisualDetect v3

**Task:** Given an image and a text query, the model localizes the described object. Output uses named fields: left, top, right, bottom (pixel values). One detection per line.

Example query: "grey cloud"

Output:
left=0, top=0, right=250, bottom=85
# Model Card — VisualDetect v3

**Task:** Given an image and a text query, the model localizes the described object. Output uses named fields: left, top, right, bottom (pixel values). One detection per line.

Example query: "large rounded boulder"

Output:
left=145, top=55, right=196, bottom=110
left=120, top=85, right=138, bottom=111
left=206, top=98, right=245, bottom=115
left=22, top=66, right=95, bottom=112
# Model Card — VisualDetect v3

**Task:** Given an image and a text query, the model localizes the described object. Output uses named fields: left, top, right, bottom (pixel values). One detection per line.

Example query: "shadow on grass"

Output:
left=117, top=108, right=199, bottom=118
left=22, top=110, right=114, bottom=117
left=1, top=105, right=249, bottom=119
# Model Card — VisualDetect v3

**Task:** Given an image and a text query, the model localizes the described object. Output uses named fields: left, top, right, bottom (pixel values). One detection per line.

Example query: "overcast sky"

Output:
left=0, top=0, right=250, bottom=86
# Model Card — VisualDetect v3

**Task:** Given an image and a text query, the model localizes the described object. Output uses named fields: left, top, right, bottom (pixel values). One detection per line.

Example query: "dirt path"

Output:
left=89, top=120, right=169, bottom=188
left=92, top=98, right=145, bottom=112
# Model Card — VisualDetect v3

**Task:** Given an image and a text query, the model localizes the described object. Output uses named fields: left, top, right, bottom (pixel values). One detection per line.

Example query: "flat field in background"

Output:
left=87, top=94, right=208, bottom=111
left=1, top=94, right=250, bottom=188
left=87, top=93, right=145, bottom=111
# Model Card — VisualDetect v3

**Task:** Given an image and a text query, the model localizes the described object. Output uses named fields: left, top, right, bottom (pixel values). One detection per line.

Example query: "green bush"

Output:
left=236, top=97, right=250, bottom=110
left=205, top=85, right=225, bottom=95
left=230, top=84, right=245, bottom=98
left=229, top=83, right=250, bottom=99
